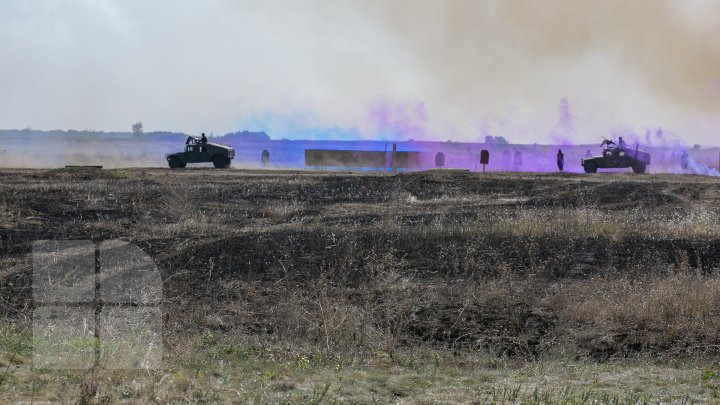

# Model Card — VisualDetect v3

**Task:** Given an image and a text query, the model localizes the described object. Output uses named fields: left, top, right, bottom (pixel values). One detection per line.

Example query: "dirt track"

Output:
left=2, top=168, right=720, bottom=358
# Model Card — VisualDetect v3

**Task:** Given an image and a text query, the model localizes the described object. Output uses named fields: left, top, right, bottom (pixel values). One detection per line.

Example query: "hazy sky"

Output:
left=2, top=0, right=719, bottom=144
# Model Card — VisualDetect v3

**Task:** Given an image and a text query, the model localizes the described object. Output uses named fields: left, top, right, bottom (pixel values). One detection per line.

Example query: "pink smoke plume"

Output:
left=683, top=153, right=720, bottom=176
left=550, top=98, right=575, bottom=145
left=366, top=100, right=429, bottom=140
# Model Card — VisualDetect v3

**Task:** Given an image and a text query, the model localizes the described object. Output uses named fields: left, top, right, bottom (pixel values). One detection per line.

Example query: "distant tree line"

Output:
left=0, top=128, right=272, bottom=143
left=216, top=131, right=271, bottom=142
left=484, top=135, right=510, bottom=145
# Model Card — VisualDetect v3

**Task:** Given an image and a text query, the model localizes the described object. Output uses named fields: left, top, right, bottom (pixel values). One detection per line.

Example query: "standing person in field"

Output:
left=681, top=150, right=690, bottom=171
left=556, top=149, right=565, bottom=172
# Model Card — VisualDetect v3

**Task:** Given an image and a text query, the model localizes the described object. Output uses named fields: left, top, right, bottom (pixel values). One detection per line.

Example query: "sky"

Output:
left=1, top=0, right=719, bottom=144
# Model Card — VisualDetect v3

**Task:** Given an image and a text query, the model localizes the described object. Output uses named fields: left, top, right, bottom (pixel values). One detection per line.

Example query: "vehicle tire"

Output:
left=583, top=161, right=598, bottom=173
left=168, top=156, right=183, bottom=169
left=213, top=155, right=230, bottom=169
left=632, top=161, right=646, bottom=174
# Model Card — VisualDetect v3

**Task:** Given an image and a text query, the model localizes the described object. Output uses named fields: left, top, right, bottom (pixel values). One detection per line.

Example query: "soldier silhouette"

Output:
left=556, top=149, right=565, bottom=172
left=681, top=151, right=690, bottom=171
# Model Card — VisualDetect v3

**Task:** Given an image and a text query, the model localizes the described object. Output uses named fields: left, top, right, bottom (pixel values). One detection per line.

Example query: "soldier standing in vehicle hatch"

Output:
left=557, top=149, right=565, bottom=172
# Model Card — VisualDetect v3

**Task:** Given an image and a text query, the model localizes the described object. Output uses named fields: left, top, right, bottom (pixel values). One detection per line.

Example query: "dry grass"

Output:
left=4, top=326, right=720, bottom=403
left=560, top=273, right=720, bottom=355
left=485, top=205, right=720, bottom=240
left=3, top=168, right=720, bottom=402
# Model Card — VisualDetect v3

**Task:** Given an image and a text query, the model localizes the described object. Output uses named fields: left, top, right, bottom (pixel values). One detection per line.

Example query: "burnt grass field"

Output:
left=2, top=167, right=720, bottom=402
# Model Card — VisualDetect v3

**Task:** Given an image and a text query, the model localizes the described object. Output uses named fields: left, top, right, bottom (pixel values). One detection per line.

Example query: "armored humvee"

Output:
left=581, top=139, right=651, bottom=174
left=166, top=138, right=235, bottom=169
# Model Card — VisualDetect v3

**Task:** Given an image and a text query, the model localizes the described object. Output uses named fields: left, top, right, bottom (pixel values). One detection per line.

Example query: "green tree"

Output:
left=131, top=122, right=143, bottom=135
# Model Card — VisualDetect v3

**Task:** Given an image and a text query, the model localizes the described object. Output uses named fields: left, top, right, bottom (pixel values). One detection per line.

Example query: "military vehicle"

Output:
left=581, top=139, right=651, bottom=174
left=166, top=137, right=235, bottom=169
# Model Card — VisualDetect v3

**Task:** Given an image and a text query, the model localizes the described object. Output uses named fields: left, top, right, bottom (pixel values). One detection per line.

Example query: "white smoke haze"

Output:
left=0, top=0, right=719, bottom=144
left=685, top=155, right=720, bottom=176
